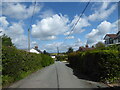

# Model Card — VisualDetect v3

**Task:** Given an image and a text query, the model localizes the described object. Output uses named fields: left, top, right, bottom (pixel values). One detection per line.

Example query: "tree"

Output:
left=43, top=50, right=47, bottom=54
left=67, top=47, right=73, bottom=53
left=43, top=50, right=50, bottom=56
left=2, top=34, right=14, bottom=47
left=95, top=42, right=105, bottom=49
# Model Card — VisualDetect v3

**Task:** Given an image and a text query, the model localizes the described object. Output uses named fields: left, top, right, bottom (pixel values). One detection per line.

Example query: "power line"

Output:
left=57, top=1, right=91, bottom=53
left=29, top=1, right=37, bottom=29
left=63, top=1, right=91, bottom=44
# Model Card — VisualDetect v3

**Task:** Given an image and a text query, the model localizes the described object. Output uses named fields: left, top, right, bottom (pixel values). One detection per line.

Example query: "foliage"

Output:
left=43, top=50, right=50, bottom=56
left=106, top=45, right=120, bottom=51
left=56, top=55, right=68, bottom=61
left=95, top=42, right=105, bottom=49
left=2, top=46, right=54, bottom=87
left=2, top=34, right=14, bottom=47
left=67, top=47, right=73, bottom=53
left=68, top=50, right=120, bottom=83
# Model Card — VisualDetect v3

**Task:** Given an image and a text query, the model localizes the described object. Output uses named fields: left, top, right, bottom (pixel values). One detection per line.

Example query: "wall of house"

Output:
left=104, top=36, right=110, bottom=44
left=113, top=39, right=118, bottom=44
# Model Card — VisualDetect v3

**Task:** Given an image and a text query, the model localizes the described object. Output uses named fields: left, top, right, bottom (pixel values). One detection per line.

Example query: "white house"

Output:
left=30, top=48, right=40, bottom=54
left=30, top=46, right=42, bottom=54
left=114, top=31, right=120, bottom=44
left=51, top=55, right=56, bottom=59
left=104, top=31, right=120, bottom=45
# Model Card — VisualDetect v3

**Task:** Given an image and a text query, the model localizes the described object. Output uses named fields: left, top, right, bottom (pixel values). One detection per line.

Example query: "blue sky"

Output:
left=0, top=2, right=119, bottom=53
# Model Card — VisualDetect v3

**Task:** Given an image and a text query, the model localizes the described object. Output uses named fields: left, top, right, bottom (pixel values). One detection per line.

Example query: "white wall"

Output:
left=30, top=49, right=39, bottom=54
left=113, top=39, right=118, bottom=44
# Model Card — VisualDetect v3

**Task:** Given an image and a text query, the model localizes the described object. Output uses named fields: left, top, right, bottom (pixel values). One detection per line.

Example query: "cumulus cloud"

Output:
left=31, top=14, right=70, bottom=40
left=39, top=9, right=55, bottom=19
left=0, top=16, right=9, bottom=36
left=43, top=38, right=83, bottom=53
left=74, top=38, right=83, bottom=46
left=7, top=22, right=24, bottom=36
left=43, top=42, right=63, bottom=53
left=65, top=15, right=90, bottom=35
left=0, top=16, right=28, bottom=49
left=43, top=42, right=70, bottom=53
left=86, top=20, right=118, bottom=45
left=2, top=2, right=42, bottom=19
left=6, top=22, right=28, bottom=49
left=88, top=2, right=117, bottom=21
left=0, top=16, right=9, bottom=27
left=65, top=36, right=74, bottom=39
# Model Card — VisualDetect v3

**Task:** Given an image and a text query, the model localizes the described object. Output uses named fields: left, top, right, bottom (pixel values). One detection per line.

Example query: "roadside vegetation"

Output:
left=68, top=42, right=120, bottom=84
left=2, top=35, right=54, bottom=87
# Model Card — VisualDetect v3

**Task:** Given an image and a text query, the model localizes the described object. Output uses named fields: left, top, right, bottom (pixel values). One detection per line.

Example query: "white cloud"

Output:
left=7, top=22, right=24, bottom=36
left=86, top=20, right=118, bottom=45
left=12, top=35, right=28, bottom=49
left=74, top=38, right=83, bottom=46
left=31, top=14, right=70, bottom=40
left=0, top=16, right=9, bottom=36
left=0, top=27, right=5, bottom=36
left=39, top=9, right=54, bottom=19
left=0, top=16, right=28, bottom=49
left=43, top=42, right=63, bottom=52
left=65, top=36, right=74, bottom=39
left=86, top=29, right=99, bottom=38
left=2, top=2, right=42, bottom=19
left=97, top=21, right=112, bottom=35
left=6, top=22, right=28, bottom=49
left=43, top=38, right=83, bottom=53
left=88, top=2, right=117, bottom=21
left=0, top=16, right=9, bottom=27
left=43, top=42, right=72, bottom=53
left=64, top=31, right=70, bottom=35
left=68, top=15, right=90, bottom=34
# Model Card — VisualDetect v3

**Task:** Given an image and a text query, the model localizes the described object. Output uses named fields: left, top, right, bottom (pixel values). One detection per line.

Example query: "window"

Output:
left=109, top=38, right=113, bottom=44
left=118, top=36, right=120, bottom=42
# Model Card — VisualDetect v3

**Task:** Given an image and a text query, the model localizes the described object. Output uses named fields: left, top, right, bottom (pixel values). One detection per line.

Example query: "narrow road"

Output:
left=9, top=61, right=108, bottom=88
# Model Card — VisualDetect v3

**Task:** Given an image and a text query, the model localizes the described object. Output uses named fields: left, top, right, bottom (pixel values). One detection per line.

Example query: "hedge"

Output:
left=68, top=50, right=120, bottom=82
left=56, top=55, right=68, bottom=61
left=2, top=46, right=54, bottom=86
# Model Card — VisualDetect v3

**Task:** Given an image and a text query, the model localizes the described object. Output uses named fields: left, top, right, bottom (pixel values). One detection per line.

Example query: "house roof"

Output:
left=30, top=48, right=40, bottom=54
left=117, top=31, right=120, bottom=35
left=77, top=46, right=94, bottom=52
left=104, top=34, right=117, bottom=39
left=106, top=34, right=117, bottom=38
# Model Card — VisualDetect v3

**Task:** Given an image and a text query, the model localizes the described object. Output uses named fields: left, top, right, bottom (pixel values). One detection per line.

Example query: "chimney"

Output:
left=92, top=45, right=94, bottom=48
left=85, top=44, right=89, bottom=48
left=35, top=45, right=38, bottom=49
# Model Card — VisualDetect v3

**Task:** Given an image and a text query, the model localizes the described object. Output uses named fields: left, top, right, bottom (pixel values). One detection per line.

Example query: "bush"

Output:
left=56, top=55, right=68, bottom=61
left=98, top=44, right=120, bottom=51
left=68, top=50, right=120, bottom=82
left=2, top=46, right=54, bottom=86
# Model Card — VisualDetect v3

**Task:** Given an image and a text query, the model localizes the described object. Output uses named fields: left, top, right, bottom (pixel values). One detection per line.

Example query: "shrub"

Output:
left=68, top=50, right=120, bottom=82
left=2, top=46, right=54, bottom=86
left=56, top=55, right=68, bottom=61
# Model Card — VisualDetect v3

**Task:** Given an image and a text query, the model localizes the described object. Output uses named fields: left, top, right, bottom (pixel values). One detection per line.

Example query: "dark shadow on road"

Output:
left=65, top=63, right=120, bottom=90
left=65, top=63, right=97, bottom=82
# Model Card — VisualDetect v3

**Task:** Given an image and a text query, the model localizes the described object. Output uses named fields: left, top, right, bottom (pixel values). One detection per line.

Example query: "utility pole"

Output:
left=57, top=47, right=59, bottom=55
left=28, top=29, right=30, bottom=52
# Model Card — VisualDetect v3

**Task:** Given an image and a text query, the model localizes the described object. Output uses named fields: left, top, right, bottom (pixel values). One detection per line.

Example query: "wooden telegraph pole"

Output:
left=28, top=29, right=30, bottom=52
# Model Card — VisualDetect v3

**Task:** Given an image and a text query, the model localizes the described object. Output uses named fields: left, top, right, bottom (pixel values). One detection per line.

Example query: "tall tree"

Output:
left=2, top=34, right=14, bottom=47
left=43, top=50, right=50, bottom=55
left=67, top=47, right=73, bottom=53
left=95, top=42, right=105, bottom=48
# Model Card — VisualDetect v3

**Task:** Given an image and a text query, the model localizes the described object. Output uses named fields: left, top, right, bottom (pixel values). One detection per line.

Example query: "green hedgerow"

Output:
left=68, top=50, right=120, bottom=82
left=2, top=46, right=54, bottom=87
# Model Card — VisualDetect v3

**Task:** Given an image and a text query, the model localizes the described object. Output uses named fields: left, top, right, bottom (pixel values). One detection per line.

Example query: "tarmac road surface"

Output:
left=9, top=61, right=108, bottom=88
